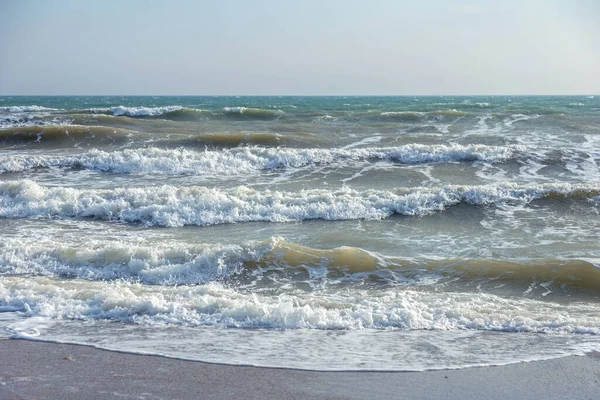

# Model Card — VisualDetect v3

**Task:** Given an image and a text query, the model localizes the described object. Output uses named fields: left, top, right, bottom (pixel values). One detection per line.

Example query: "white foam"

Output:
left=222, top=106, right=247, bottom=113
left=6, top=119, right=77, bottom=129
left=6, top=319, right=600, bottom=371
left=0, top=180, right=597, bottom=227
left=381, top=109, right=467, bottom=118
left=0, top=144, right=521, bottom=175
left=0, top=106, right=58, bottom=112
left=91, top=106, right=184, bottom=117
left=0, top=236, right=280, bottom=284
left=222, top=107, right=283, bottom=116
left=312, top=114, right=337, bottom=122
left=380, top=111, right=424, bottom=117
left=504, top=114, right=540, bottom=127
left=3, top=276, right=600, bottom=333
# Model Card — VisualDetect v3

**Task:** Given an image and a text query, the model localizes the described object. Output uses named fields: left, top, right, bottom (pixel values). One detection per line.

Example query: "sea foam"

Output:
left=94, top=106, right=185, bottom=117
left=3, top=236, right=600, bottom=291
left=3, top=276, right=600, bottom=333
left=0, top=180, right=597, bottom=227
left=0, top=105, right=58, bottom=113
left=0, top=144, right=520, bottom=174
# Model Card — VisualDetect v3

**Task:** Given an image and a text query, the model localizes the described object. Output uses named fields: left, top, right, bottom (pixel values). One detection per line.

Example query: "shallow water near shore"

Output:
left=1, top=95, right=600, bottom=370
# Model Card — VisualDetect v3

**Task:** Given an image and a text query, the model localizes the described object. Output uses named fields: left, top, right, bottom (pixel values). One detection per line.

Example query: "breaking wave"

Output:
left=379, top=109, right=471, bottom=121
left=221, top=107, right=284, bottom=119
left=2, top=274, right=600, bottom=332
left=0, top=105, right=58, bottom=112
left=78, top=106, right=285, bottom=120
left=94, top=105, right=185, bottom=117
left=2, top=234, right=600, bottom=333
left=0, top=180, right=597, bottom=227
left=3, top=236, right=600, bottom=292
left=0, top=144, right=520, bottom=175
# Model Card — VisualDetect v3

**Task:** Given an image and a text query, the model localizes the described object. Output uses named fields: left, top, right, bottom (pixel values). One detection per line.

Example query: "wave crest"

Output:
left=0, top=125, right=135, bottom=147
left=3, top=236, right=600, bottom=293
left=0, top=180, right=597, bottom=227
left=221, top=107, right=284, bottom=119
left=103, top=105, right=184, bottom=117
left=0, top=144, right=520, bottom=174
left=3, top=269, right=600, bottom=332
left=379, top=109, right=471, bottom=121
left=0, top=105, right=58, bottom=112
left=78, top=105, right=285, bottom=121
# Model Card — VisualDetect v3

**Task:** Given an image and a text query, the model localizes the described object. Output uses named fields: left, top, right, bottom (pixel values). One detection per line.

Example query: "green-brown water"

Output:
left=1, top=96, right=599, bottom=370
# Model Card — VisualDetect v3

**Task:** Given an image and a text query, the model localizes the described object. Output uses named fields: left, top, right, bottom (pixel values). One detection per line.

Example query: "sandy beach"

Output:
left=0, top=338, right=598, bottom=400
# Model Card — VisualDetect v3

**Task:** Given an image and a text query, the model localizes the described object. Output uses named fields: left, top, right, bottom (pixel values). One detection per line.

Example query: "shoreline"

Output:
left=11, top=333, right=595, bottom=373
left=1, top=339, right=599, bottom=400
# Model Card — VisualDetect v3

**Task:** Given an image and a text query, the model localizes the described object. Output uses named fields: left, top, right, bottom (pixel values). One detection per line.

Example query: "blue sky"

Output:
left=1, top=0, right=598, bottom=95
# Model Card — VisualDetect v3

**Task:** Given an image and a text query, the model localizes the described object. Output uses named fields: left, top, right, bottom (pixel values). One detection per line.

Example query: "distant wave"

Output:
left=221, top=107, right=284, bottom=119
left=379, top=109, right=471, bottom=121
left=0, top=125, right=135, bottom=147
left=0, top=125, right=316, bottom=148
left=0, top=180, right=597, bottom=227
left=80, top=105, right=285, bottom=120
left=0, top=144, right=521, bottom=174
left=170, top=131, right=319, bottom=148
left=86, top=105, right=208, bottom=120
left=0, top=105, right=58, bottom=113
left=67, top=105, right=206, bottom=122
left=0, top=104, right=563, bottom=128
left=94, top=105, right=185, bottom=117
left=0, top=116, right=66, bottom=130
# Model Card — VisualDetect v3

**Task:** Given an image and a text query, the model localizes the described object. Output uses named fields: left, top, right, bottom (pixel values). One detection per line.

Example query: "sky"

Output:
left=0, top=0, right=599, bottom=95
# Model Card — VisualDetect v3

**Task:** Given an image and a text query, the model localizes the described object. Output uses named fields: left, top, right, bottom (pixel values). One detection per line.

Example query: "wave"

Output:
left=0, top=125, right=135, bottom=147
left=376, top=110, right=548, bottom=127
left=0, top=180, right=597, bottom=227
left=79, top=106, right=285, bottom=121
left=108, top=105, right=184, bottom=117
left=3, top=236, right=600, bottom=334
left=379, top=109, right=471, bottom=121
left=77, top=106, right=212, bottom=122
left=0, top=105, right=58, bottom=113
left=88, top=105, right=186, bottom=117
left=170, top=131, right=312, bottom=147
left=221, top=107, right=284, bottom=119
left=0, top=144, right=520, bottom=175
left=0, top=116, right=66, bottom=130
left=3, top=236, right=600, bottom=291
left=3, top=273, right=600, bottom=332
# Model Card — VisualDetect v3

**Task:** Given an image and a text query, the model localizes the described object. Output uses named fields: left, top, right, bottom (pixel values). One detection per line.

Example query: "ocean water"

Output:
left=1, top=95, right=600, bottom=371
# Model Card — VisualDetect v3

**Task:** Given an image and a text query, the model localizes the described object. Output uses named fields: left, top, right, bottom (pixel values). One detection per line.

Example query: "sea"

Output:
left=0, top=95, right=599, bottom=371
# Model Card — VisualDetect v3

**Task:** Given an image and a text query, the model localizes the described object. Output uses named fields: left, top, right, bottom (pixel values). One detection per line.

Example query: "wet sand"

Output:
left=1, top=338, right=599, bottom=400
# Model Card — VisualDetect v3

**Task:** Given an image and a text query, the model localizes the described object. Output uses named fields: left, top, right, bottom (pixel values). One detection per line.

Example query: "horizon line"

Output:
left=0, top=94, right=597, bottom=97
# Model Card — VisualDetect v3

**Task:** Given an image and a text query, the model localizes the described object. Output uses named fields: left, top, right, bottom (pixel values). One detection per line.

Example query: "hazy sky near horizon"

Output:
left=1, top=0, right=599, bottom=95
